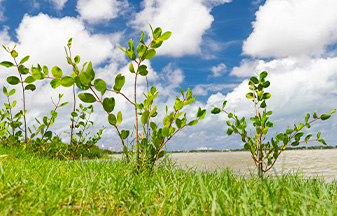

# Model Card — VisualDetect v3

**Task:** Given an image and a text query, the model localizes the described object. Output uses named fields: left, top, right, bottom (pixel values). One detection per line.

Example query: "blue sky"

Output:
left=0, top=0, right=337, bottom=150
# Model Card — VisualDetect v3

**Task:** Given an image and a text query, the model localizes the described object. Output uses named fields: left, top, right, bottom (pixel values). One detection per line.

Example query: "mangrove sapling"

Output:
left=1, top=86, right=23, bottom=144
left=211, top=71, right=336, bottom=178
left=51, top=26, right=206, bottom=171
left=68, top=103, right=104, bottom=159
left=0, top=45, right=40, bottom=143
left=28, top=93, right=68, bottom=154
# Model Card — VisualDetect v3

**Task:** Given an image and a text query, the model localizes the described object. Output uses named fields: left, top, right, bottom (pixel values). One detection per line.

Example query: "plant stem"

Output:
left=70, top=84, right=76, bottom=145
left=134, top=73, right=139, bottom=163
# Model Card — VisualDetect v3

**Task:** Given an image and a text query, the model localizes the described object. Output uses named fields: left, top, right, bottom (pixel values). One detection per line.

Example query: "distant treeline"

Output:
left=165, top=145, right=337, bottom=153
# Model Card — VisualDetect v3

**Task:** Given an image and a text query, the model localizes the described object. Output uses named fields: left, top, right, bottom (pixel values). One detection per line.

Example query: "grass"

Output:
left=1, top=146, right=337, bottom=215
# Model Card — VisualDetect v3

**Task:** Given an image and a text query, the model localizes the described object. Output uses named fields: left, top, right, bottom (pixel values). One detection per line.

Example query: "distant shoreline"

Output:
left=106, top=145, right=337, bottom=154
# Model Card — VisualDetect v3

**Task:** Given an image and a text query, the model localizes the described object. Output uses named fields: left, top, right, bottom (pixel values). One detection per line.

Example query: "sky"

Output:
left=0, top=0, right=337, bottom=151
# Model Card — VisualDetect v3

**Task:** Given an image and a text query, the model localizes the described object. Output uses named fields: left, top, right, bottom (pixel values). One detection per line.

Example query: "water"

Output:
left=170, top=149, right=337, bottom=181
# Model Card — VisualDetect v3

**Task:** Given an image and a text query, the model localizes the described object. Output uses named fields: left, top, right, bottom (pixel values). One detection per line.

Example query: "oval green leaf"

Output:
left=94, top=78, right=107, bottom=93
left=51, top=66, right=63, bottom=78
left=61, top=76, right=74, bottom=87
left=78, top=92, right=96, bottom=103
left=108, top=113, right=117, bottom=126
left=25, top=84, right=36, bottom=91
left=7, top=76, right=20, bottom=85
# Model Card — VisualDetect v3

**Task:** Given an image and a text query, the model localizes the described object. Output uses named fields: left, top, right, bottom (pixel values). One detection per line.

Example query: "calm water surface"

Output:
left=170, top=149, right=337, bottom=181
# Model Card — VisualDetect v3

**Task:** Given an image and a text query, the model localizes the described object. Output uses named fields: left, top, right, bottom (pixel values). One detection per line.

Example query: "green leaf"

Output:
left=295, top=132, right=304, bottom=141
left=246, top=92, right=254, bottom=99
left=74, top=55, right=80, bottom=64
left=162, top=127, right=170, bottom=137
left=67, top=38, right=72, bottom=47
left=260, top=100, right=267, bottom=108
left=0, top=61, right=14, bottom=68
left=108, top=113, right=117, bottom=126
left=94, top=78, right=107, bottom=93
left=138, top=65, right=148, bottom=76
left=330, top=109, right=336, bottom=114
left=188, top=120, right=198, bottom=126
left=250, top=77, right=259, bottom=84
left=7, top=76, right=20, bottom=85
left=24, top=76, right=36, bottom=83
left=262, top=81, right=270, bottom=88
left=25, top=84, right=36, bottom=91
left=50, top=79, right=61, bottom=89
left=140, top=30, right=145, bottom=44
left=317, top=131, right=321, bottom=139
left=129, top=62, right=135, bottom=73
left=43, top=65, right=49, bottom=76
left=19, top=56, right=30, bottom=65
left=313, top=111, right=318, bottom=119
left=144, top=49, right=156, bottom=59
left=150, top=122, right=158, bottom=131
left=320, top=114, right=331, bottom=120
left=11, top=50, right=18, bottom=58
left=175, top=118, right=182, bottom=128
left=2, top=86, right=7, bottom=96
left=211, top=107, right=221, bottom=114
left=51, top=66, right=63, bottom=78
left=120, top=130, right=129, bottom=140
left=262, top=93, right=271, bottom=100
left=113, top=74, right=125, bottom=91
left=158, top=150, right=166, bottom=159
left=141, top=110, right=150, bottom=125
left=286, top=129, right=293, bottom=134
left=260, top=71, right=268, bottom=79
left=305, top=134, right=312, bottom=143
left=222, top=100, right=227, bottom=109
left=227, top=128, right=233, bottom=136
left=159, top=31, right=171, bottom=41
left=78, top=93, right=97, bottom=103
left=153, top=27, right=162, bottom=38
left=197, top=107, right=206, bottom=120
left=117, top=111, right=122, bottom=125
left=318, top=138, right=327, bottom=145
left=79, top=71, right=91, bottom=87
left=61, top=76, right=74, bottom=87
left=228, top=113, right=233, bottom=118
left=150, top=40, right=163, bottom=49
left=174, top=99, right=184, bottom=110
left=103, top=97, right=115, bottom=113
left=18, top=65, right=29, bottom=75
left=8, top=88, right=15, bottom=96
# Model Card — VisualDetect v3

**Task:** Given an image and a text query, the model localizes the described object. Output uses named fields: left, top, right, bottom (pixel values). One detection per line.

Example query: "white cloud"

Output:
left=192, top=83, right=237, bottom=96
left=210, top=63, right=227, bottom=77
left=14, top=13, right=122, bottom=69
left=48, top=0, right=68, bottom=10
left=130, top=0, right=228, bottom=57
left=0, top=0, right=5, bottom=22
left=76, top=0, right=128, bottom=23
left=202, top=0, right=232, bottom=8
left=243, top=0, right=337, bottom=58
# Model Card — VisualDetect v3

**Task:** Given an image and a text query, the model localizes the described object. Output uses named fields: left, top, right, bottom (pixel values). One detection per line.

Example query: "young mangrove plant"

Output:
left=211, top=71, right=335, bottom=178
left=0, top=46, right=41, bottom=143
left=48, top=26, right=206, bottom=172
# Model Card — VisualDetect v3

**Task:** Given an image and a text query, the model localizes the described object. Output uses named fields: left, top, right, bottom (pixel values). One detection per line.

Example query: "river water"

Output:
left=170, top=149, right=337, bottom=181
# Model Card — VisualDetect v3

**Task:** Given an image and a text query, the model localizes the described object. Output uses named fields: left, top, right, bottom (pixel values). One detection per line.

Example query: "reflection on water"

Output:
left=170, top=149, right=337, bottom=181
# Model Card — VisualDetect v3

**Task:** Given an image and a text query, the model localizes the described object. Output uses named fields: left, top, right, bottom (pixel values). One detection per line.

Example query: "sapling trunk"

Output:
left=134, top=73, right=140, bottom=162
left=70, top=84, right=76, bottom=145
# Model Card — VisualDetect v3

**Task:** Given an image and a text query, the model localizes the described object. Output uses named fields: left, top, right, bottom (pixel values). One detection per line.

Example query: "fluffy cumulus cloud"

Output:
left=76, top=0, right=128, bottom=23
left=243, top=0, right=337, bottom=58
left=130, top=0, right=230, bottom=57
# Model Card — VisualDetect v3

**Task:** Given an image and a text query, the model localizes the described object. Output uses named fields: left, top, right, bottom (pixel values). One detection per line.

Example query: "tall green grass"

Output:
left=1, top=147, right=336, bottom=215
